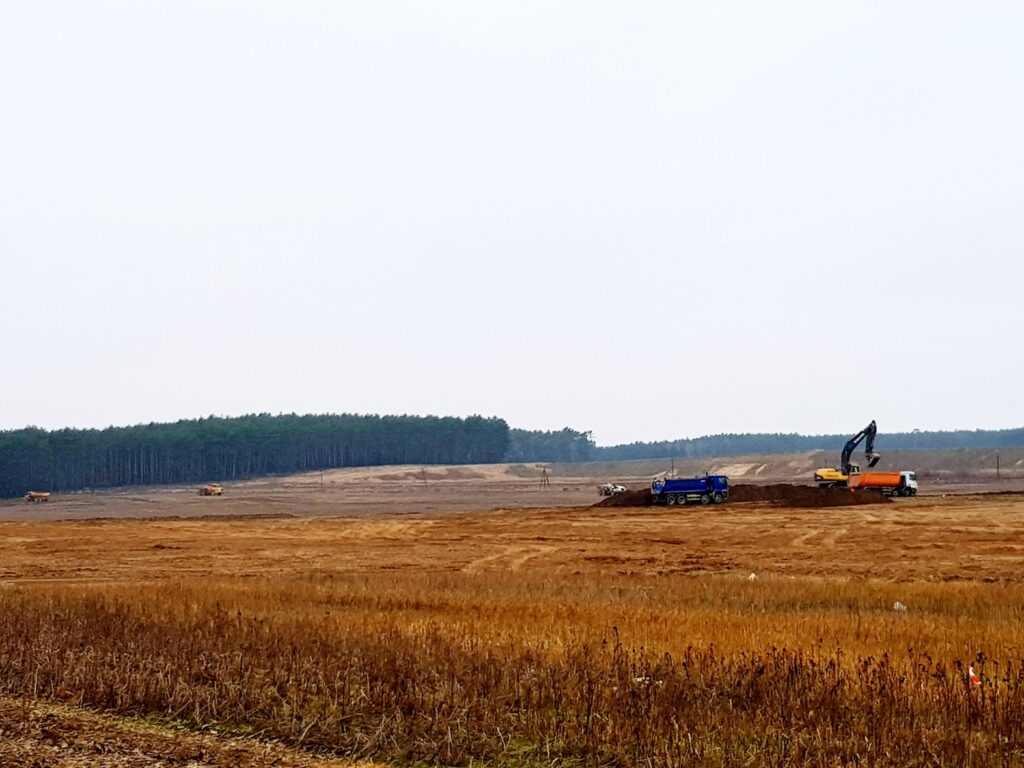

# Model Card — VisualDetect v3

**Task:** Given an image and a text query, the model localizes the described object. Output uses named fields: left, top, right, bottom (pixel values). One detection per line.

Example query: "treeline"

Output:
left=4, top=415, right=1023, bottom=497
left=593, top=427, right=1024, bottom=461
left=504, top=426, right=1024, bottom=464
left=0, top=413, right=509, bottom=498
left=503, top=428, right=596, bottom=463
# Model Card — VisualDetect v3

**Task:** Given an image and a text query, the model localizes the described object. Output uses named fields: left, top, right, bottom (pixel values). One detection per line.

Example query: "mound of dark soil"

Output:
left=595, top=489, right=652, bottom=507
left=727, top=483, right=889, bottom=507
left=595, top=484, right=888, bottom=508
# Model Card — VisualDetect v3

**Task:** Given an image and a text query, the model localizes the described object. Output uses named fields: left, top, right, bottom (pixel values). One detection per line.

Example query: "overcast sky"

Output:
left=2, top=1, right=1021, bottom=445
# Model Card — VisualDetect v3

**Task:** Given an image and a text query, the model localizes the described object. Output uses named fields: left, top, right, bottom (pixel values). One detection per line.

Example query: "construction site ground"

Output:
left=1, top=450, right=1023, bottom=764
left=2, top=488, right=1023, bottom=584
left=2, top=449, right=1022, bottom=523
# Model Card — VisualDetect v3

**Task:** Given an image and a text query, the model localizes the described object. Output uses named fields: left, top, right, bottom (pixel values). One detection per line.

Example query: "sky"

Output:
left=1, top=1, right=1022, bottom=446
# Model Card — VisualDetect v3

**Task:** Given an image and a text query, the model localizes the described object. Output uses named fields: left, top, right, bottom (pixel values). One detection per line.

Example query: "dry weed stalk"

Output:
left=1, top=574, right=1022, bottom=766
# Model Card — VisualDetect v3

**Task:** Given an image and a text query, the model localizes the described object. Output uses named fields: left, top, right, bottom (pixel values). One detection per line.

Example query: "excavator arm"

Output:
left=841, top=420, right=880, bottom=475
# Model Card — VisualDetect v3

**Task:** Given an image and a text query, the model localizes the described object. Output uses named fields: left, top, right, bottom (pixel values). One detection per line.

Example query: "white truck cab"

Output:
left=899, top=471, right=919, bottom=496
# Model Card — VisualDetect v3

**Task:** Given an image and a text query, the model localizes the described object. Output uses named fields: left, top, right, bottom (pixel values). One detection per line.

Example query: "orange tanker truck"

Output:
left=847, top=470, right=918, bottom=497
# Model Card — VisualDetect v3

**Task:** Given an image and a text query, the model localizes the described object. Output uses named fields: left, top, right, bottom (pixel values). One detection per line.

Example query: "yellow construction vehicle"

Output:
left=198, top=484, right=224, bottom=496
left=813, top=467, right=851, bottom=487
left=24, top=491, right=51, bottom=502
left=814, top=421, right=881, bottom=487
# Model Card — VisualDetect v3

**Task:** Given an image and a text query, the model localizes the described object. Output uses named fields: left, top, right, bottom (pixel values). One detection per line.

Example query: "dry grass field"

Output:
left=2, top=462, right=1024, bottom=766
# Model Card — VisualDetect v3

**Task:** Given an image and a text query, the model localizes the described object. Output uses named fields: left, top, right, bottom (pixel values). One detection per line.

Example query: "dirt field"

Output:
left=0, top=463, right=597, bottom=522
left=2, top=492, right=1024, bottom=583
left=3, top=461, right=1024, bottom=765
left=3, top=451, right=1022, bottom=524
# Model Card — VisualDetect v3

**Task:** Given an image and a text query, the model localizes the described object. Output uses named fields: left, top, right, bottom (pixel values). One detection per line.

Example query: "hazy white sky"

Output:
left=2, top=1, right=1022, bottom=445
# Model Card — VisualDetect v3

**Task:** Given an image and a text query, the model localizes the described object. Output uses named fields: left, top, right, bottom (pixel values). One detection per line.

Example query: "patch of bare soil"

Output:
left=595, top=488, right=653, bottom=507
left=0, top=696, right=361, bottom=768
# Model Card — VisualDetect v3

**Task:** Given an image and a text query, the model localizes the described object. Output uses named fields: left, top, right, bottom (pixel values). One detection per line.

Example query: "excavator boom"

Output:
left=841, top=420, right=880, bottom=475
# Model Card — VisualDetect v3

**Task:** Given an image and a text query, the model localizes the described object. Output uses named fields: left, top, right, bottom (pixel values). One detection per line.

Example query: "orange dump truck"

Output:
left=848, top=471, right=918, bottom=496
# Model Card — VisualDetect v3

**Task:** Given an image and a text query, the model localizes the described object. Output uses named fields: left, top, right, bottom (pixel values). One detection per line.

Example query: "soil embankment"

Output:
left=597, top=488, right=654, bottom=507
left=729, top=483, right=889, bottom=506
left=597, top=483, right=889, bottom=508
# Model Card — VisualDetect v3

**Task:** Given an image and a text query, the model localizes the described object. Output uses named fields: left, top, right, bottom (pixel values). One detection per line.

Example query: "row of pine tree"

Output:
left=0, top=413, right=509, bottom=498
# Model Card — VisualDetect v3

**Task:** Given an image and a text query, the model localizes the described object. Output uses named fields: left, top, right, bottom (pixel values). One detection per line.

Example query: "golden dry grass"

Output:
left=2, top=493, right=1024, bottom=765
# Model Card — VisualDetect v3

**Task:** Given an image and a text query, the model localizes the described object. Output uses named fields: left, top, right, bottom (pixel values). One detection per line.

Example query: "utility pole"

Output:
left=997, top=453, right=1001, bottom=481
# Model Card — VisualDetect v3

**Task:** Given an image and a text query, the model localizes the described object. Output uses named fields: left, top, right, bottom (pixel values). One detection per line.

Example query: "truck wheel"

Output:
left=700, top=493, right=711, bottom=505
left=713, top=492, right=724, bottom=504
left=666, top=494, right=677, bottom=505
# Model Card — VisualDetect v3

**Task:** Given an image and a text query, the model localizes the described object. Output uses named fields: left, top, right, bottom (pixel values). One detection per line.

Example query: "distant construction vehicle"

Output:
left=651, top=474, right=729, bottom=505
left=198, top=484, right=224, bottom=496
left=815, top=421, right=881, bottom=487
left=598, top=482, right=627, bottom=497
left=849, top=470, right=918, bottom=497
left=815, top=421, right=918, bottom=495
left=23, top=491, right=51, bottom=503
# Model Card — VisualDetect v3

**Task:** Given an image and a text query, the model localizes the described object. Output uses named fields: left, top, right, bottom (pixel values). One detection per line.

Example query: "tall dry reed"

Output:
left=1, top=576, right=1022, bottom=766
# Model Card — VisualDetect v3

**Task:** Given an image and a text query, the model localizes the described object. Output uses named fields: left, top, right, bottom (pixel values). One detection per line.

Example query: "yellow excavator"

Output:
left=814, top=421, right=881, bottom=487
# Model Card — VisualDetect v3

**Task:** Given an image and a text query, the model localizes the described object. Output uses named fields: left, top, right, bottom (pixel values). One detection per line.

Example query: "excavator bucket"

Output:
left=866, top=452, right=881, bottom=468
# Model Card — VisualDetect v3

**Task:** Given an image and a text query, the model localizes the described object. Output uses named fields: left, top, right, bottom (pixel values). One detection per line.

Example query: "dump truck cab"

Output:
left=900, top=471, right=919, bottom=496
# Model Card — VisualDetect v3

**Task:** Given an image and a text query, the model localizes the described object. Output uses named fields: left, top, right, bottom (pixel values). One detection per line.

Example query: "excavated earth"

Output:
left=729, top=483, right=890, bottom=506
left=597, top=483, right=890, bottom=508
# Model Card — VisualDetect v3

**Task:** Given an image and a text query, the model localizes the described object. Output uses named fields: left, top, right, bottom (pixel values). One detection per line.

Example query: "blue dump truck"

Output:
left=651, top=475, right=729, bottom=505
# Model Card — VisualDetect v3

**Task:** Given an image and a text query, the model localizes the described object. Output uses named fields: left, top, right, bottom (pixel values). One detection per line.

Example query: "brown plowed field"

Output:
left=2, top=493, right=1023, bottom=583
